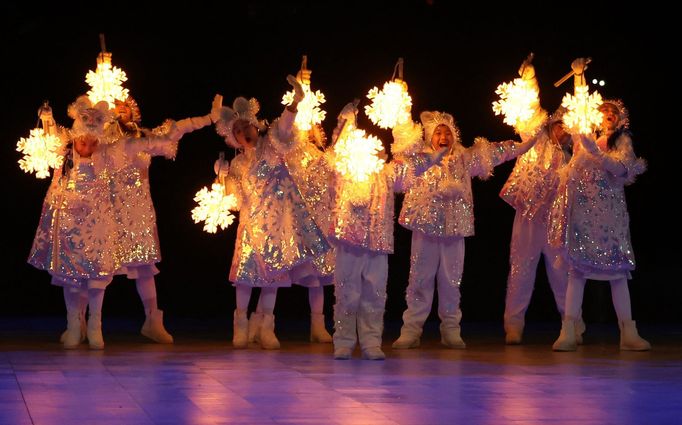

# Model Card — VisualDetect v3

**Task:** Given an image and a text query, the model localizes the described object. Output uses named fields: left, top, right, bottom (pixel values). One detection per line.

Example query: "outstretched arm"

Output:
left=577, top=134, right=627, bottom=177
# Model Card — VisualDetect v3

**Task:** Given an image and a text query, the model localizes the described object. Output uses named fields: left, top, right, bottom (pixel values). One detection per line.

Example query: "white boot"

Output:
left=552, top=318, right=577, bottom=351
left=62, top=311, right=84, bottom=349
left=575, top=317, right=586, bottom=345
left=87, top=313, right=104, bottom=350
left=361, top=346, right=386, bottom=360
left=141, top=309, right=174, bottom=344
left=310, top=313, right=332, bottom=343
left=333, top=313, right=356, bottom=360
left=504, top=319, right=524, bottom=345
left=440, top=323, right=466, bottom=349
left=233, top=310, right=248, bottom=349
left=334, top=347, right=353, bottom=360
left=619, top=320, right=651, bottom=351
left=61, top=309, right=86, bottom=345
left=248, top=312, right=264, bottom=343
left=259, top=313, right=280, bottom=350
left=392, top=331, right=421, bottom=349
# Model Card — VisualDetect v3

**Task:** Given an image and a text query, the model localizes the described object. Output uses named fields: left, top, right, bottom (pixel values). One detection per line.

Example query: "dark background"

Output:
left=1, top=1, right=678, bottom=328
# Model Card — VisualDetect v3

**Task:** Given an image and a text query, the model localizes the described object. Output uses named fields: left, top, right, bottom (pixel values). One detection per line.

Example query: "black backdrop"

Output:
left=1, top=1, right=678, bottom=326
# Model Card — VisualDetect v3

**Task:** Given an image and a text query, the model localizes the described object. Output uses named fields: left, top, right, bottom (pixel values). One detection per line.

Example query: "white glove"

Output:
left=338, top=102, right=358, bottom=124
left=214, top=158, right=230, bottom=177
left=518, top=62, right=535, bottom=81
left=286, top=75, right=305, bottom=104
left=571, top=58, right=589, bottom=75
left=211, top=94, right=224, bottom=123
left=296, top=69, right=311, bottom=86
left=38, top=103, right=53, bottom=121
left=331, top=102, right=358, bottom=144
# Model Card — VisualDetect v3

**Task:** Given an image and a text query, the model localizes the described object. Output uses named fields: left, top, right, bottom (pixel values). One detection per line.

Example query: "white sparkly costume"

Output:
left=549, top=134, right=643, bottom=279
left=500, top=110, right=573, bottom=342
left=100, top=98, right=212, bottom=344
left=218, top=109, right=330, bottom=288
left=27, top=96, right=115, bottom=349
left=287, top=104, right=437, bottom=359
left=214, top=92, right=330, bottom=350
left=282, top=104, right=432, bottom=359
left=286, top=127, right=336, bottom=287
left=106, top=114, right=212, bottom=279
left=28, top=98, right=116, bottom=290
left=394, top=111, right=536, bottom=349
left=550, top=98, right=650, bottom=351
left=29, top=155, right=116, bottom=289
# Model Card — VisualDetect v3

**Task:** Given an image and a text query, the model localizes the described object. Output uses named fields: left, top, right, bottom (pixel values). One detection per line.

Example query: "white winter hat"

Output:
left=599, top=99, right=630, bottom=130
left=215, top=97, right=266, bottom=149
left=420, top=110, right=461, bottom=147
left=67, top=95, right=113, bottom=139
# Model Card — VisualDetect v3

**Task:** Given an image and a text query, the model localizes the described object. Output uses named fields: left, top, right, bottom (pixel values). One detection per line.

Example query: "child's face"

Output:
left=232, top=119, right=259, bottom=149
left=114, top=100, right=133, bottom=124
left=79, top=109, right=106, bottom=133
left=599, top=104, right=620, bottom=132
left=74, top=135, right=98, bottom=158
left=431, top=124, right=454, bottom=150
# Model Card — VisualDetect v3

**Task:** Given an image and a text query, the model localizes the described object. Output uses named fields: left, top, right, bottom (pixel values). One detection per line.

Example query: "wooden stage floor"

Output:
left=1, top=318, right=680, bottom=425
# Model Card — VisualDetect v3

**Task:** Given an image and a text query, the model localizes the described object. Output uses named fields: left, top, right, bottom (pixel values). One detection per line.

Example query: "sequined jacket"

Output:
left=399, top=137, right=528, bottom=238
left=287, top=142, right=433, bottom=253
left=334, top=156, right=435, bottom=253
left=102, top=116, right=211, bottom=270
left=549, top=133, right=645, bottom=276
left=284, top=131, right=337, bottom=279
left=287, top=117, right=442, bottom=253
left=224, top=111, right=331, bottom=286
left=500, top=126, right=571, bottom=221
left=28, top=159, right=116, bottom=286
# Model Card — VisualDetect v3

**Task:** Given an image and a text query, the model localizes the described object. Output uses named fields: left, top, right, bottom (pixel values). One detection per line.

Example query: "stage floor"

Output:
left=1, top=318, right=681, bottom=425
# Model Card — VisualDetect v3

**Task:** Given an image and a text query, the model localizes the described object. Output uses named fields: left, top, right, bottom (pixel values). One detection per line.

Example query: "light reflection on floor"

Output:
left=1, top=318, right=680, bottom=425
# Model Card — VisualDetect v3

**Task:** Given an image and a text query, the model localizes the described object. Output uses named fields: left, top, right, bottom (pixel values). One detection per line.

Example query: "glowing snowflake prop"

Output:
left=334, top=128, right=385, bottom=182
left=492, top=78, right=539, bottom=127
left=16, top=128, right=64, bottom=179
left=85, top=52, right=129, bottom=108
left=365, top=80, right=412, bottom=129
left=282, top=83, right=326, bottom=131
left=561, top=85, right=603, bottom=134
left=191, top=183, right=237, bottom=233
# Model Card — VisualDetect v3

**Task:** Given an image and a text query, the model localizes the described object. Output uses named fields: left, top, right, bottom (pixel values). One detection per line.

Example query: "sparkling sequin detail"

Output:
left=400, top=138, right=518, bottom=237
left=500, top=127, right=569, bottom=221
left=29, top=160, right=116, bottom=286
left=227, top=117, right=330, bottom=287
left=549, top=134, right=643, bottom=276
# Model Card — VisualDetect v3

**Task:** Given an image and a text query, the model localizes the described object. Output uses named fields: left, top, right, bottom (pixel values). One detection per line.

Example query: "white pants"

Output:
left=332, top=244, right=388, bottom=350
left=399, top=233, right=464, bottom=337
left=504, top=212, right=568, bottom=328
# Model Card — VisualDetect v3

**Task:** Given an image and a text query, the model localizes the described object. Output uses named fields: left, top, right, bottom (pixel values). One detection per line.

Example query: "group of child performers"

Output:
left=28, top=58, right=650, bottom=356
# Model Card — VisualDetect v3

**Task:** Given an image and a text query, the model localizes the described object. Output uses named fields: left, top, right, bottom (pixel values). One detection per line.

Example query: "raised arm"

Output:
left=465, top=135, right=538, bottom=179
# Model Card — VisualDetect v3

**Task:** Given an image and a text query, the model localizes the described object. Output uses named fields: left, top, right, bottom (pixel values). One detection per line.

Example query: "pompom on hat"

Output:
left=215, top=97, right=266, bottom=149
